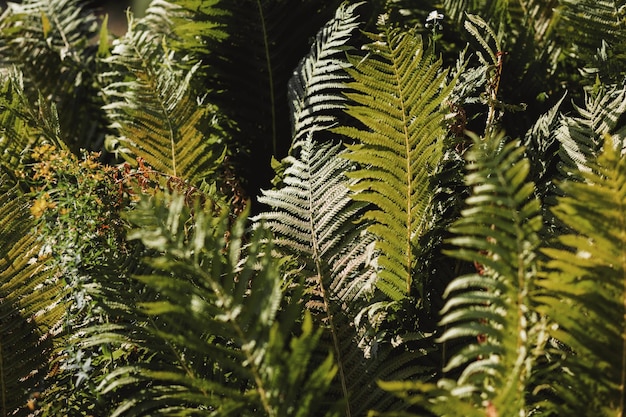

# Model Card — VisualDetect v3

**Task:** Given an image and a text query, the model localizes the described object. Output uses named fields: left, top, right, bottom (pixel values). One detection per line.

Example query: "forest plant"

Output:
left=335, top=16, right=455, bottom=301
left=0, top=0, right=625, bottom=416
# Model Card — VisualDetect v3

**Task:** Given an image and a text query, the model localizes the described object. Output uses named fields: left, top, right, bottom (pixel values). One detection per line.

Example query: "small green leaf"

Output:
left=97, top=14, right=110, bottom=58
left=41, top=12, right=52, bottom=38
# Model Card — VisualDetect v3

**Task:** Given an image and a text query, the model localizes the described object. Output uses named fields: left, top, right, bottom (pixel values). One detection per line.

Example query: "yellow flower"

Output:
left=30, top=193, right=57, bottom=218
left=81, top=158, right=100, bottom=171
left=31, top=144, right=56, bottom=161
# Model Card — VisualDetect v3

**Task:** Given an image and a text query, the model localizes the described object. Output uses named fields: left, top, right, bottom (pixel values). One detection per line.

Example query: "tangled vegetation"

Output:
left=1, top=0, right=625, bottom=416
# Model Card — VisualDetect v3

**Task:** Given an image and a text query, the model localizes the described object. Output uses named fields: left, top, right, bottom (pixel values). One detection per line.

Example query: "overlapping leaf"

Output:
left=336, top=20, right=455, bottom=301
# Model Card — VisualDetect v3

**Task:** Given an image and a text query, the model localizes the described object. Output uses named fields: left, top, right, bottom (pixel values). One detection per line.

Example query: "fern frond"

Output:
left=464, top=14, right=500, bottom=65
left=159, top=0, right=344, bottom=198
left=335, top=22, right=455, bottom=301
left=537, top=134, right=626, bottom=415
left=555, top=84, right=626, bottom=178
left=87, top=192, right=337, bottom=416
left=0, top=181, right=66, bottom=416
left=288, top=2, right=361, bottom=144
left=557, top=0, right=626, bottom=54
left=0, top=0, right=106, bottom=150
left=254, top=133, right=377, bottom=415
left=100, top=12, right=225, bottom=184
left=434, top=132, right=546, bottom=415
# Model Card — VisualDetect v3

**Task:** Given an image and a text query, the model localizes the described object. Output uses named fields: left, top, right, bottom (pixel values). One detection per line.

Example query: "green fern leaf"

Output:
left=436, top=132, right=545, bottom=415
left=101, top=12, right=225, bottom=184
left=537, top=134, right=626, bottom=415
left=335, top=21, right=455, bottom=301
left=0, top=182, right=66, bottom=416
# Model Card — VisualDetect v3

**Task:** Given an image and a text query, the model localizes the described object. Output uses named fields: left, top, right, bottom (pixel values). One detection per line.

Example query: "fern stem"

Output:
left=308, top=189, right=352, bottom=417
left=388, top=28, right=413, bottom=297
left=256, top=0, right=278, bottom=156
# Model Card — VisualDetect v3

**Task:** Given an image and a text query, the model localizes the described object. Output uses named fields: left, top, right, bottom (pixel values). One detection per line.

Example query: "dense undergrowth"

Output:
left=1, top=0, right=626, bottom=416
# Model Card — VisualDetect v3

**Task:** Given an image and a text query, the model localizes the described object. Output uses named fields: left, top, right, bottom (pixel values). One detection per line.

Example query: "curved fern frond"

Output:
left=335, top=20, right=455, bottom=301
left=100, top=12, right=225, bottom=185
left=438, top=132, right=546, bottom=415
left=555, top=84, right=626, bottom=179
left=288, top=1, right=361, bottom=145
left=537, top=134, right=626, bottom=415
left=0, top=181, right=66, bottom=416
left=463, top=14, right=501, bottom=66
left=87, top=192, right=337, bottom=417
left=253, top=133, right=378, bottom=415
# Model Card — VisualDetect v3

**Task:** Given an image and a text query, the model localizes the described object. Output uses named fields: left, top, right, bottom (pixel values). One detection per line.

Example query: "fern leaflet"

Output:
left=288, top=2, right=361, bottom=145
left=555, top=84, right=626, bottom=178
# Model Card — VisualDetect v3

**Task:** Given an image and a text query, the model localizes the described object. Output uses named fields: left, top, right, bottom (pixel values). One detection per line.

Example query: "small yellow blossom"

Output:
left=31, top=144, right=56, bottom=161
left=30, top=193, right=57, bottom=218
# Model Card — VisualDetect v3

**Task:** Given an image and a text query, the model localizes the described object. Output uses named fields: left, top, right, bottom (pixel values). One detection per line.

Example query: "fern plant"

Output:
left=82, top=191, right=339, bottom=417
left=0, top=183, right=66, bottom=416
left=287, top=2, right=362, bottom=145
left=0, top=0, right=107, bottom=151
left=2, top=0, right=626, bottom=415
left=373, top=131, right=549, bottom=417
left=100, top=9, right=225, bottom=185
left=555, top=84, right=626, bottom=180
left=537, top=134, right=626, bottom=416
left=335, top=17, right=455, bottom=301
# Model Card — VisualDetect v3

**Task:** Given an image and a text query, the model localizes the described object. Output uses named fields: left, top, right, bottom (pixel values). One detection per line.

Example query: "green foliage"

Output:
left=100, top=9, right=226, bottom=185
left=0, top=181, right=64, bottom=416
left=537, top=134, right=626, bottom=415
left=1, top=0, right=626, bottom=415
left=0, top=71, right=63, bottom=190
left=440, top=132, right=545, bottom=415
left=85, top=191, right=338, bottom=416
left=336, top=19, right=455, bottom=301
left=0, top=0, right=106, bottom=151
left=255, top=134, right=379, bottom=415
left=370, top=132, right=549, bottom=417
left=25, top=144, right=138, bottom=415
